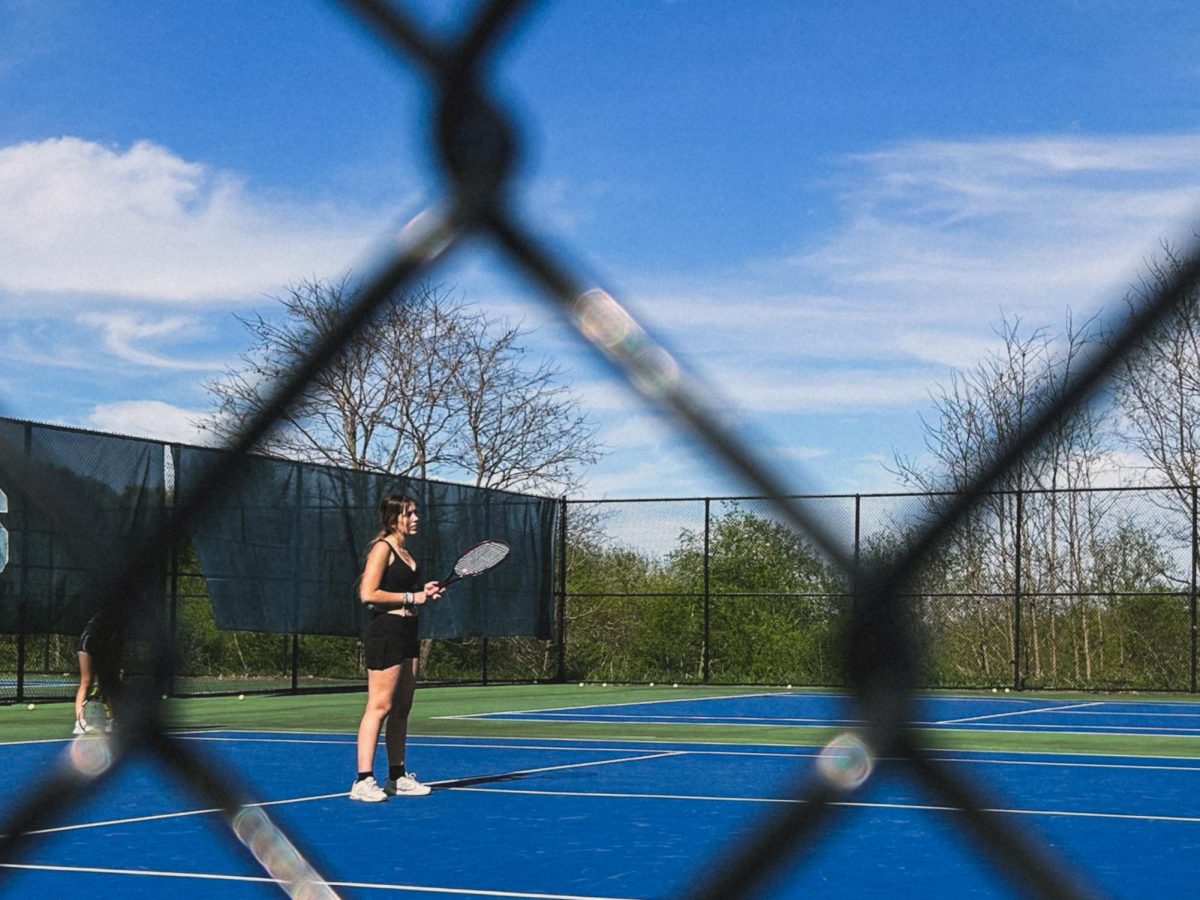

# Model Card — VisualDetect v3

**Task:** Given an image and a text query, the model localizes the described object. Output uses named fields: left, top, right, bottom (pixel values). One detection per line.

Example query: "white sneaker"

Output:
left=349, top=776, right=387, bottom=802
left=72, top=718, right=86, bottom=736
left=385, top=773, right=431, bottom=797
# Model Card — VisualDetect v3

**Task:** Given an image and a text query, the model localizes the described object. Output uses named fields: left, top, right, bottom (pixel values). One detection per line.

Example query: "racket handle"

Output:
left=435, top=574, right=459, bottom=590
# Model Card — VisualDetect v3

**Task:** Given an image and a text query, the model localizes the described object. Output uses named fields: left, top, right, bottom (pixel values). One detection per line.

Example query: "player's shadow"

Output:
left=433, top=769, right=545, bottom=789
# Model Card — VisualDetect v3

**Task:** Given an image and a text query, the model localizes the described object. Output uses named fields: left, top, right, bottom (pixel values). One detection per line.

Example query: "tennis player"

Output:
left=350, top=494, right=444, bottom=802
left=73, top=613, right=114, bottom=735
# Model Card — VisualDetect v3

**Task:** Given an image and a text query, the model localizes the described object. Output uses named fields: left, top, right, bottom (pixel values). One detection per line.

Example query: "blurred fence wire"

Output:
left=3, top=1, right=1200, bottom=897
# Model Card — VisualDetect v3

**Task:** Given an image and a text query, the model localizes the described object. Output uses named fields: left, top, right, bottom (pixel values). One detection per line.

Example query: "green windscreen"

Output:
left=0, top=417, right=167, bottom=634
left=175, top=447, right=557, bottom=639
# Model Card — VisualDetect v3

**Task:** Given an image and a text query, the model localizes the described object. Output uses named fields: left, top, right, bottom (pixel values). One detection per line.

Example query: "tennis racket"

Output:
left=436, top=539, right=510, bottom=589
left=81, top=688, right=108, bottom=733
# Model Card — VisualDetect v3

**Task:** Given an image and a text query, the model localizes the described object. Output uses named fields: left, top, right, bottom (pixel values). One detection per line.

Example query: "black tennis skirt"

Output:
left=362, top=614, right=420, bottom=669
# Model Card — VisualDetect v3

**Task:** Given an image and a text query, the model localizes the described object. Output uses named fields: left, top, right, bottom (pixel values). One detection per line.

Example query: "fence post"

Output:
left=853, top=494, right=861, bottom=570
left=15, top=422, right=31, bottom=704
left=555, top=496, right=567, bottom=683
left=703, top=497, right=711, bottom=684
left=167, top=444, right=179, bottom=699
left=1013, top=487, right=1023, bottom=691
left=1192, top=485, right=1198, bottom=693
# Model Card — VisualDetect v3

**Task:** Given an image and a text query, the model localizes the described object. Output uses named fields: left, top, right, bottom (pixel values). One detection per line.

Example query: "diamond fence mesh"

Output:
left=2, top=1, right=1200, bottom=898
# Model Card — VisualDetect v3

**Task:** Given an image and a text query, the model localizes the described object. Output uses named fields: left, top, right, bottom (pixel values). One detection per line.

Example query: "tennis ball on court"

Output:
left=237, top=694, right=245, bottom=701
left=786, top=684, right=793, bottom=689
left=26, top=703, right=35, bottom=711
left=1004, top=688, right=1010, bottom=693
left=578, top=682, right=584, bottom=687
left=672, top=683, right=679, bottom=688
left=992, top=688, right=997, bottom=693
left=649, top=682, right=655, bottom=687
left=602, top=682, right=608, bottom=687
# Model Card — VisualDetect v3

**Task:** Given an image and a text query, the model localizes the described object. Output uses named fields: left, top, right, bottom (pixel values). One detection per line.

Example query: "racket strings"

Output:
left=454, top=541, right=509, bottom=576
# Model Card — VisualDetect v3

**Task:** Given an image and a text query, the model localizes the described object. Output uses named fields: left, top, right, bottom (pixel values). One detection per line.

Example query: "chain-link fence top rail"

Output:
left=2, top=1, right=1199, bottom=898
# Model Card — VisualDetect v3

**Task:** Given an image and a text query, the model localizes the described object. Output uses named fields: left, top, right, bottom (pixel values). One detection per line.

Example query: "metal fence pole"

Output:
left=1192, top=484, right=1198, bottom=693
left=853, top=494, right=862, bottom=571
left=167, top=444, right=179, bottom=699
left=290, top=635, right=300, bottom=692
left=703, top=497, right=711, bottom=684
left=15, top=423, right=31, bottom=704
left=1013, top=487, right=1024, bottom=691
left=555, top=496, right=567, bottom=683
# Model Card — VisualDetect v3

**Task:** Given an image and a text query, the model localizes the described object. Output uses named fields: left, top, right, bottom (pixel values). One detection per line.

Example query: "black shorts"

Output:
left=362, top=614, right=420, bottom=670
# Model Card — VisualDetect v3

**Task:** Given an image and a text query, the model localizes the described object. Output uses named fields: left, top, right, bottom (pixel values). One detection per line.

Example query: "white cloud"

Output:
left=719, top=366, right=936, bottom=414
left=807, top=134, right=1200, bottom=312
left=0, top=137, right=409, bottom=303
left=86, top=400, right=213, bottom=445
left=76, top=311, right=226, bottom=370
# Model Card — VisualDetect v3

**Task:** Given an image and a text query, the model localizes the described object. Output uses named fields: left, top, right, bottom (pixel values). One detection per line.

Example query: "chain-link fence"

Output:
left=3, top=1, right=1200, bottom=898
left=560, top=486, right=1198, bottom=692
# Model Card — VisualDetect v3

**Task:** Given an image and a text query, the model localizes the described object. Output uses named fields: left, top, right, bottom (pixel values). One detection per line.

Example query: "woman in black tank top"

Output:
left=349, top=494, right=444, bottom=802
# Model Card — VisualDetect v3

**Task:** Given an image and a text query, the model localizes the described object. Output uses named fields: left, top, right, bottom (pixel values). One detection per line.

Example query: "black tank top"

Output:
left=373, top=540, right=421, bottom=593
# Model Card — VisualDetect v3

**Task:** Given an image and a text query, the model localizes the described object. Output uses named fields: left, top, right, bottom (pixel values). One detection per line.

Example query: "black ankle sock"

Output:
left=356, top=772, right=372, bottom=782
left=388, top=764, right=406, bottom=780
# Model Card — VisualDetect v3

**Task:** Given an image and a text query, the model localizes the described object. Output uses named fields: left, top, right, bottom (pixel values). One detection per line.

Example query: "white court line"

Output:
left=933, top=701, right=1103, bottom=725
left=1019, top=709, right=1200, bottom=719
left=450, top=785, right=1200, bottom=825
left=0, top=863, right=636, bottom=899
left=435, top=690, right=794, bottom=720
left=6, top=750, right=684, bottom=838
left=14, top=790, right=349, bottom=837
left=172, top=734, right=1200, bottom=771
left=935, top=721, right=1200, bottom=734
left=472, top=715, right=859, bottom=729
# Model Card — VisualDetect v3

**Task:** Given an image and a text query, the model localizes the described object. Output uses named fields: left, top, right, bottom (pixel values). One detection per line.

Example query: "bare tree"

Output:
left=892, top=312, right=1113, bottom=684
left=199, top=277, right=601, bottom=494
left=1112, top=236, right=1200, bottom=499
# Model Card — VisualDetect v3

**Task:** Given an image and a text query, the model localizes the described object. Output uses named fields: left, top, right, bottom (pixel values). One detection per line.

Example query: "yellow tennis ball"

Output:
left=26, top=703, right=35, bottom=711
left=237, top=694, right=246, bottom=701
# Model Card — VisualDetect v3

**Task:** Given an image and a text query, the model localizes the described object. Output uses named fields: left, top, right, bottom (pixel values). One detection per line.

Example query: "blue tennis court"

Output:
left=2, top=693, right=1200, bottom=898
left=456, top=690, right=1200, bottom=736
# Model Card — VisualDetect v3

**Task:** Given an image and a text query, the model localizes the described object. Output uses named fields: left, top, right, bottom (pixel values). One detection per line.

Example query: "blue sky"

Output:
left=2, top=0, right=1200, bottom=500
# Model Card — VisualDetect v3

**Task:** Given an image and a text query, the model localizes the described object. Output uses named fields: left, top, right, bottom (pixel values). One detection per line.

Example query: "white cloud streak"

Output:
left=0, top=137, right=407, bottom=303
left=86, top=400, right=213, bottom=445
